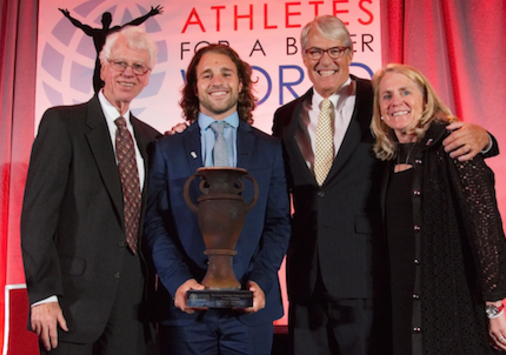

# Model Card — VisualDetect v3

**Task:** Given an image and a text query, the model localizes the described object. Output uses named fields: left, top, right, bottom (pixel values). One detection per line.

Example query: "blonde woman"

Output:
left=371, top=63, right=506, bottom=354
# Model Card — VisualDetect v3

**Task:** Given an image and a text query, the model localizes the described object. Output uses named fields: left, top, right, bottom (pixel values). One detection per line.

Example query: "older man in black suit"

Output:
left=21, top=26, right=161, bottom=354
left=273, top=15, right=496, bottom=355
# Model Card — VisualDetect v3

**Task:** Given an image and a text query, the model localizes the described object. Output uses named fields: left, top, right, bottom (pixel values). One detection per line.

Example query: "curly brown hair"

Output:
left=179, top=44, right=257, bottom=123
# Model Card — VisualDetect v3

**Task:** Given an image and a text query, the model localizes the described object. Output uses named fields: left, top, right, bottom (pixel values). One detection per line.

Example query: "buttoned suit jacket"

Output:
left=21, top=95, right=161, bottom=343
left=144, top=120, right=291, bottom=327
left=272, top=76, right=387, bottom=302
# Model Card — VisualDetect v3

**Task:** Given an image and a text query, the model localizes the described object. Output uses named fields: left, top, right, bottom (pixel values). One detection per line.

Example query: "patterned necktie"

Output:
left=314, top=98, right=334, bottom=186
left=210, top=121, right=229, bottom=167
left=115, top=116, right=141, bottom=254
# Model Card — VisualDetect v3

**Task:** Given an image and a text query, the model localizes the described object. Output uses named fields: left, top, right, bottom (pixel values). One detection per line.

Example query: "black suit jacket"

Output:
left=21, top=95, right=161, bottom=343
left=273, top=76, right=386, bottom=301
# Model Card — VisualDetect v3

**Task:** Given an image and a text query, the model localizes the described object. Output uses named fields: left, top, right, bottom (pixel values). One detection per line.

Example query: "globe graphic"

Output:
left=40, top=1, right=167, bottom=116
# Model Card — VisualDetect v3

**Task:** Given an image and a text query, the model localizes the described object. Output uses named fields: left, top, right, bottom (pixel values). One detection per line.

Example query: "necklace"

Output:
left=396, top=142, right=416, bottom=166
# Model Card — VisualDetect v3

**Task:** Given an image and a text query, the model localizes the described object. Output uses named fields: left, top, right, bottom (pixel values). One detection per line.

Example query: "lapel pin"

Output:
left=190, top=151, right=197, bottom=159
left=426, top=138, right=433, bottom=146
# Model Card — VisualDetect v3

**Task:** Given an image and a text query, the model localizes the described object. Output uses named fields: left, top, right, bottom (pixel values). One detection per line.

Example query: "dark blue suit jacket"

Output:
left=144, top=120, right=291, bottom=326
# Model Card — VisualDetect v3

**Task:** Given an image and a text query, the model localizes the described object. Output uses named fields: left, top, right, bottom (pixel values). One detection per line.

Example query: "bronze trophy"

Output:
left=183, top=167, right=259, bottom=308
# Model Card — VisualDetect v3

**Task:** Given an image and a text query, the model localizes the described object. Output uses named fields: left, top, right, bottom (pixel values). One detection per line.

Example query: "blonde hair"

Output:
left=371, top=63, right=457, bottom=160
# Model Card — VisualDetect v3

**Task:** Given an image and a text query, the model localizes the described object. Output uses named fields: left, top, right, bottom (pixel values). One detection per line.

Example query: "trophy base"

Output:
left=187, top=289, right=253, bottom=308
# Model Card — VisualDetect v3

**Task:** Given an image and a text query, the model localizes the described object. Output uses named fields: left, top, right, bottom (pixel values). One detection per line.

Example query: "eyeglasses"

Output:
left=107, top=59, right=150, bottom=75
left=304, top=46, right=350, bottom=60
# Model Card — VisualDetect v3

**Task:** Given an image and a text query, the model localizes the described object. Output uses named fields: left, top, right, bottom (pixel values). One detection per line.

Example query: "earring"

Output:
left=381, top=116, right=384, bottom=120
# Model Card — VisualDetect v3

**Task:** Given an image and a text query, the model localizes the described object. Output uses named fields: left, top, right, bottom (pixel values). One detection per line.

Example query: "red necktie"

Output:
left=115, top=116, right=141, bottom=254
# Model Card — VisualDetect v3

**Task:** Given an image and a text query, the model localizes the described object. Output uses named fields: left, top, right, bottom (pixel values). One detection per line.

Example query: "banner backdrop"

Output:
left=36, top=0, right=382, bottom=134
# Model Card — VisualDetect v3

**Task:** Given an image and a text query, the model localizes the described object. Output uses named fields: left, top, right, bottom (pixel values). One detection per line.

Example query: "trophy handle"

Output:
left=243, top=174, right=259, bottom=212
left=183, top=173, right=199, bottom=215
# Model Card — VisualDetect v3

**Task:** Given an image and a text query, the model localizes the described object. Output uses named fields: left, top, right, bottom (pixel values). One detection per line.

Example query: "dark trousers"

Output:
left=289, top=297, right=375, bottom=355
left=40, top=249, right=148, bottom=355
left=159, top=310, right=274, bottom=355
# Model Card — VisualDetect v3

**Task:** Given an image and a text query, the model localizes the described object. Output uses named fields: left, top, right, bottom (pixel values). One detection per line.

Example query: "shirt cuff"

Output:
left=31, top=295, right=58, bottom=307
left=481, top=134, right=493, bottom=154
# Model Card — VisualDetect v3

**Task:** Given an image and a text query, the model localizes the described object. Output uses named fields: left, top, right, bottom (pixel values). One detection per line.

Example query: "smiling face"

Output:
left=195, top=52, right=242, bottom=120
left=302, top=27, right=352, bottom=98
left=378, top=72, right=426, bottom=142
left=101, top=35, right=151, bottom=115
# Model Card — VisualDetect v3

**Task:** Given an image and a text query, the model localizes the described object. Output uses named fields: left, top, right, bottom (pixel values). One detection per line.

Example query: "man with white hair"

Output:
left=21, top=26, right=161, bottom=354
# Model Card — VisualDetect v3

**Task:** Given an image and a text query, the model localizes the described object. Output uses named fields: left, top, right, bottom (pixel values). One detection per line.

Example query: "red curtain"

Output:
left=0, top=0, right=39, bottom=353
left=381, top=0, right=506, bottom=221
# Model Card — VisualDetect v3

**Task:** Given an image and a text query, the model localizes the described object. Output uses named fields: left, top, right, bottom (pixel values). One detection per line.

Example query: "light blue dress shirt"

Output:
left=198, top=112, right=239, bottom=167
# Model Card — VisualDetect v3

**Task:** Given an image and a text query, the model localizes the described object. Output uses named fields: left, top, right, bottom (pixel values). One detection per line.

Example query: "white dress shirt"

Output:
left=300, top=77, right=357, bottom=169
left=99, top=90, right=145, bottom=188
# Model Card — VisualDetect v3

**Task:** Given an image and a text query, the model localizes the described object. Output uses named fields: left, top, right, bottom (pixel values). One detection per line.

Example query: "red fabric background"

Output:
left=382, top=0, right=506, bottom=218
left=0, top=0, right=38, bottom=353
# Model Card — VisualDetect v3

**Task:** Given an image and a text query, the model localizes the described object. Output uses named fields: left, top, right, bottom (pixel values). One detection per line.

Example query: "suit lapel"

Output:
left=285, top=89, right=318, bottom=185
left=130, top=115, right=151, bottom=216
left=327, top=106, right=362, bottom=176
left=85, top=96, right=124, bottom=220
left=325, top=77, right=372, bottom=183
left=183, top=122, right=203, bottom=174
left=237, top=121, right=254, bottom=170
left=131, top=115, right=150, bottom=163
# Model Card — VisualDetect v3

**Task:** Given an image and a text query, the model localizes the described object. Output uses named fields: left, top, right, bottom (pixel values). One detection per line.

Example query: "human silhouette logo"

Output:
left=59, top=5, right=163, bottom=93
left=40, top=3, right=167, bottom=111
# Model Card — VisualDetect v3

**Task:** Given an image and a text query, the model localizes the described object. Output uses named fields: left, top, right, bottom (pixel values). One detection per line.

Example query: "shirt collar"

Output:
left=198, top=111, right=240, bottom=130
left=98, top=90, right=131, bottom=122
left=312, top=77, right=352, bottom=110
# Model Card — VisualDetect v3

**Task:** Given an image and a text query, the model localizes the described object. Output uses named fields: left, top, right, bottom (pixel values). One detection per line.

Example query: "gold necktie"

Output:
left=314, top=98, right=334, bottom=186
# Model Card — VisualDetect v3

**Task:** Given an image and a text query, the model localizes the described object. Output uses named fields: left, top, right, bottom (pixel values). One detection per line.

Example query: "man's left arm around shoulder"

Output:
left=444, top=121, right=499, bottom=161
